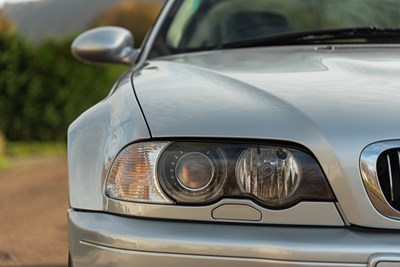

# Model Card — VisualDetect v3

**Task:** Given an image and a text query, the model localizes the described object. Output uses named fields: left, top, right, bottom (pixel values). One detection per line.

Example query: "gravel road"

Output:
left=0, top=155, right=68, bottom=267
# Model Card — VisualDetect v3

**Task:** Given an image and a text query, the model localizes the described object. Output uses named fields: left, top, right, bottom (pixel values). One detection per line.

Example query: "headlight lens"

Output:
left=236, top=147, right=301, bottom=205
left=175, top=152, right=215, bottom=190
left=158, top=143, right=227, bottom=203
left=106, top=141, right=335, bottom=208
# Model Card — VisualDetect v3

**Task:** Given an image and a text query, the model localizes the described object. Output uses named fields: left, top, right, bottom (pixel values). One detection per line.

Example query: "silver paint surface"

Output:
left=106, top=198, right=344, bottom=226
left=69, top=210, right=400, bottom=266
left=369, top=255, right=400, bottom=267
left=133, top=44, right=400, bottom=228
left=72, top=26, right=139, bottom=65
left=68, top=72, right=149, bottom=210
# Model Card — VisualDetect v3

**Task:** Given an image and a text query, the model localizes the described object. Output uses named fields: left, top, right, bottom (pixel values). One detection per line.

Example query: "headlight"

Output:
left=106, top=141, right=335, bottom=208
left=236, top=147, right=301, bottom=205
left=158, top=143, right=228, bottom=203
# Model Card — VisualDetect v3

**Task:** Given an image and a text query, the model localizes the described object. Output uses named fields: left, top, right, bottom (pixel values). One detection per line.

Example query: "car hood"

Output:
left=133, top=45, right=400, bottom=228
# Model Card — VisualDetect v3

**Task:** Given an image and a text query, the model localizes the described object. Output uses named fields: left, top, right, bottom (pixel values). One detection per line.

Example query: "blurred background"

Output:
left=0, top=0, right=163, bottom=266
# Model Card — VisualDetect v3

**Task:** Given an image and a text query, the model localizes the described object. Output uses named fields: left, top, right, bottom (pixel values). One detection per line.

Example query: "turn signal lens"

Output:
left=236, top=147, right=301, bottom=205
left=106, top=142, right=173, bottom=204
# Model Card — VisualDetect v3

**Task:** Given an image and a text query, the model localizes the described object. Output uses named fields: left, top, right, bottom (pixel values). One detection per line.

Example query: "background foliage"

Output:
left=92, top=1, right=161, bottom=48
left=0, top=34, right=126, bottom=141
left=0, top=1, right=162, bottom=143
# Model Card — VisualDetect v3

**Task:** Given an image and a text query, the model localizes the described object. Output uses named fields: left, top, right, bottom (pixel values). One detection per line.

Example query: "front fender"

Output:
left=68, top=72, right=150, bottom=210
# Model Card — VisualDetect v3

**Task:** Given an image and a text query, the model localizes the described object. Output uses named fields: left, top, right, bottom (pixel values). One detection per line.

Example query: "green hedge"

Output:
left=0, top=33, right=126, bottom=141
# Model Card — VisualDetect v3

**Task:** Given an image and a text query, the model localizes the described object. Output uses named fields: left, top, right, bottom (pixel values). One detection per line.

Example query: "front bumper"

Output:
left=69, top=210, right=400, bottom=267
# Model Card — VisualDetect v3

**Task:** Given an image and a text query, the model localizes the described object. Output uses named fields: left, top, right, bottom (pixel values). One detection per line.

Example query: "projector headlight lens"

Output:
left=175, top=152, right=215, bottom=191
left=157, top=142, right=227, bottom=203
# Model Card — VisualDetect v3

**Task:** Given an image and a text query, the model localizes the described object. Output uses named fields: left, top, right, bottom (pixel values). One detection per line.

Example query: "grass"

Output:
left=0, top=156, right=8, bottom=169
left=5, top=142, right=66, bottom=157
left=0, top=142, right=66, bottom=170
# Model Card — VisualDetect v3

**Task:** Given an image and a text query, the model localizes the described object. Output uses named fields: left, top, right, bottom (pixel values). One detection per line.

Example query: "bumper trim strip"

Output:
left=79, top=239, right=365, bottom=267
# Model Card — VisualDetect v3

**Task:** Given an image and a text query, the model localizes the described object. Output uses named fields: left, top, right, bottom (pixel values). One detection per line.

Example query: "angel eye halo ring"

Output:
left=157, top=143, right=228, bottom=203
left=175, top=152, right=216, bottom=191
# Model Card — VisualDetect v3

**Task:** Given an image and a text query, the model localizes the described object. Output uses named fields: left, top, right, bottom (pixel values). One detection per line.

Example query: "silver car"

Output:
left=68, top=0, right=400, bottom=266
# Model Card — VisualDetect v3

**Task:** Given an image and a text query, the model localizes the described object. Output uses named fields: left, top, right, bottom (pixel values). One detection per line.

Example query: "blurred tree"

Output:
left=0, top=1, right=163, bottom=142
left=0, top=11, right=12, bottom=148
left=0, top=130, right=4, bottom=156
left=0, top=34, right=126, bottom=141
left=91, top=1, right=162, bottom=48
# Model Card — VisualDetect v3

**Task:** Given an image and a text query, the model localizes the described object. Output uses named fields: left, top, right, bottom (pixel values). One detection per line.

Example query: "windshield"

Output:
left=149, top=0, right=400, bottom=58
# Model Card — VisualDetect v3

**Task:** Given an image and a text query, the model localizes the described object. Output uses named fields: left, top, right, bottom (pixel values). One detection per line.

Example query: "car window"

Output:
left=150, top=0, right=400, bottom=57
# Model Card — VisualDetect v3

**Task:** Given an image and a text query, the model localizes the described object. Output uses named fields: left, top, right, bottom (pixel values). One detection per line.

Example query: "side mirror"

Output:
left=71, top=26, right=139, bottom=65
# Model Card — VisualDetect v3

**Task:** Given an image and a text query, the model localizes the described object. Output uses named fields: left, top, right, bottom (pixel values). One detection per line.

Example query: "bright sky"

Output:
left=0, top=0, right=45, bottom=8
